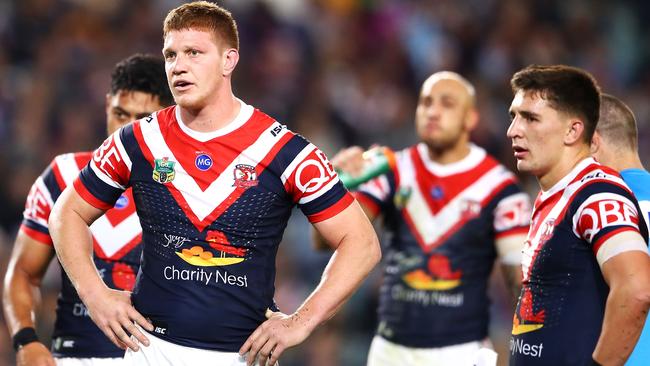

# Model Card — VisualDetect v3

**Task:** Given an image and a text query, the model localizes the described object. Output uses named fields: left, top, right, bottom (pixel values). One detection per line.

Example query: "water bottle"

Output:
left=337, top=147, right=395, bottom=190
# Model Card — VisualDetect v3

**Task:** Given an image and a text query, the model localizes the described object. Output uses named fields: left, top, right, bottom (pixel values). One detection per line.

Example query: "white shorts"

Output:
left=124, top=332, right=277, bottom=366
left=56, top=358, right=124, bottom=366
left=367, top=335, right=497, bottom=366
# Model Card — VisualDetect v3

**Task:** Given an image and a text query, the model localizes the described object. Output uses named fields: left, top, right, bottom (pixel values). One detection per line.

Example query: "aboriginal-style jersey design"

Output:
left=75, top=101, right=353, bottom=351
left=22, top=152, right=142, bottom=358
left=356, top=143, right=531, bottom=347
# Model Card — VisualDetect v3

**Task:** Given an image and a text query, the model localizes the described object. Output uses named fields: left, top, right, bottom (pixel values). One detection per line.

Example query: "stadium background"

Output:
left=0, top=0, right=649, bottom=364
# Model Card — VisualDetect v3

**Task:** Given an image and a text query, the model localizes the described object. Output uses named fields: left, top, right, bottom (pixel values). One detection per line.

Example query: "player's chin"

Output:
left=175, top=95, right=203, bottom=110
left=515, top=160, right=532, bottom=173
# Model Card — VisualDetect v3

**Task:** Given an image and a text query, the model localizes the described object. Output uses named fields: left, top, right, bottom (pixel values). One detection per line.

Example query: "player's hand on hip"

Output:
left=84, top=288, right=153, bottom=351
left=331, top=146, right=365, bottom=175
left=16, top=342, right=56, bottom=366
left=239, top=310, right=311, bottom=366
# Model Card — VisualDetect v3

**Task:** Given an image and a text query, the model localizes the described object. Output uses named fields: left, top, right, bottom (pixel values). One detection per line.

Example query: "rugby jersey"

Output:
left=21, top=152, right=142, bottom=358
left=74, top=101, right=353, bottom=351
left=510, top=158, right=648, bottom=365
left=356, top=143, right=531, bottom=347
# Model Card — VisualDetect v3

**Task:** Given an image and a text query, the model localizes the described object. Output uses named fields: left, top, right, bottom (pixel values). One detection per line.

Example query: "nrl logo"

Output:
left=233, top=164, right=258, bottom=188
left=153, top=157, right=176, bottom=184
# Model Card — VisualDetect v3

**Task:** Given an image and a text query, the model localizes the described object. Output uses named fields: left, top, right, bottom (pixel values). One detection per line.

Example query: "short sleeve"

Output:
left=281, top=143, right=353, bottom=223
left=74, top=128, right=132, bottom=210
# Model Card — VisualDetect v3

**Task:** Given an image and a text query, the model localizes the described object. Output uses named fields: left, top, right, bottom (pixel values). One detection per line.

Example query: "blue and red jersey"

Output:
left=74, top=101, right=353, bottom=351
left=510, top=158, right=648, bottom=365
left=21, top=152, right=142, bottom=358
left=356, top=143, right=531, bottom=347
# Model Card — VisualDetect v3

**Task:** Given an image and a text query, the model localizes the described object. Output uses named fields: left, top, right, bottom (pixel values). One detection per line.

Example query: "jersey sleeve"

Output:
left=74, top=128, right=132, bottom=210
left=572, top=183, right=645, bottom=256
left=354, top=173, right=395, bottom=217
left=493, top=188, right=532, bottom=239
left=20, top=161, right=63, bottom=245
left=281, top=142, right=353, bottom=223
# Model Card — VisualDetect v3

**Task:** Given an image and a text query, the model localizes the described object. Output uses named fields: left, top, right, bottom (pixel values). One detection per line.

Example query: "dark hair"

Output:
left=511, top=64, right=601, bottom=143
left=597, top=93, right=638, bottom=150
left=164, top=1, right=239, bottom=51
left=110, top=54, right=174, bottom=107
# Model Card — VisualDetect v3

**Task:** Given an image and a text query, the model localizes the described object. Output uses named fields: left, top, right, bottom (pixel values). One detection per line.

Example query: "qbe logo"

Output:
left=195, top=154, right=213, bottom=171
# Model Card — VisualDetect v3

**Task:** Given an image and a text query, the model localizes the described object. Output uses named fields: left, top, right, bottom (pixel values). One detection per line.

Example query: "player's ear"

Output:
left=464, top=108, right=479, bottom=132
left=222, top=48, right=239, bottom=77
left=590, top=131, right=601, bottom=155
left=564, top=118, right=585, bottom=145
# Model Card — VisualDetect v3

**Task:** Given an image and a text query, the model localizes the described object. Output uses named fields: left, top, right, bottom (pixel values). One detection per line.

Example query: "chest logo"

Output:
left=152, top=157, right=176, bottom=184
left=233, top=164, right=258, bottom=188
left=539, top=219, right=555, bottom=243
left=402, top=254, right=462, bottom=291
left=195, top=153, right=213, bottom=171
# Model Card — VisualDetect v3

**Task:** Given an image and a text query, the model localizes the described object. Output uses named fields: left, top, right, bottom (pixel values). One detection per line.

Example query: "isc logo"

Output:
left=154, top=326, right=167, bottom=335
left=270, top=124, right=286, bottom=137
left=195, top=154, right=213, bottom=171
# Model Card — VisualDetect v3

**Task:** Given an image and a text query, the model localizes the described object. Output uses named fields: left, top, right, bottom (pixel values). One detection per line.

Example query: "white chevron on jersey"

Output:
left=90, top=213, right=141, bottom=257
left=55, top=153, right=84, bottom=186
left=55, top=152, right=141, bottom=254
left=399, top=157, right=516, bottom=250
left=522, top=159, right=631, bottom=280
left=140, top=113, right=291, bottom=221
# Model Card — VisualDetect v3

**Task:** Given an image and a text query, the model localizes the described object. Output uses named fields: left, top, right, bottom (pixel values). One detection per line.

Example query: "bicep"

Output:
left=312, top=200, right=376, bottom=249
left=600, top=231, right=650, bottom=288
left=50, top=186, right=105, bottom=228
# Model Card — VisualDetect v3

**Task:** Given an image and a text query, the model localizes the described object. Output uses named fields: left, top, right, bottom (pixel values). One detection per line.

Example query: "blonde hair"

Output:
left=163, top=1, right=239, bottom=50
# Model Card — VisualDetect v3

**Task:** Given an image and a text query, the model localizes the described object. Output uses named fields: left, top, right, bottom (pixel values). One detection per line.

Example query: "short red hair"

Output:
left=163, top=1, right=239, bottom=50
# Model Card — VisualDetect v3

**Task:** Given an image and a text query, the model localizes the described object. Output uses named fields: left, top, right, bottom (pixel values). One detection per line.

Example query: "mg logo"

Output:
left=195, top=153, right=213, bottom=171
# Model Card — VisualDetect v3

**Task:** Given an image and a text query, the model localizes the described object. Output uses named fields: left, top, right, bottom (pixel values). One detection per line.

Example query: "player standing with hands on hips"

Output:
left=48, top=2, right=380, bottom=366
left=507, top=65, right=650, bottom=365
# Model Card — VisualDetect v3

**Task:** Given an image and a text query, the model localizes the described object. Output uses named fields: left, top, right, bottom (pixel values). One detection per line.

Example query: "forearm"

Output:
left=49, top=189, right=107, bottom=303
left=3, top=267, right=41, bottom=335
left=52, top=219, right=106, bottom=301
left=593, top=286, right=650, bottom=364
left=295, top=233, right=380, bottom=331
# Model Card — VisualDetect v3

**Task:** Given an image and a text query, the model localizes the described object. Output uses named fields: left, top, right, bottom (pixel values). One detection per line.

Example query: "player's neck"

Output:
left=178, top=92, right=241, bottom=133
left=611, top=153, right=645, bottom=172
left=538, top=147, right=591, bottom=191
left=427, top=141, right=471, bottom=165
